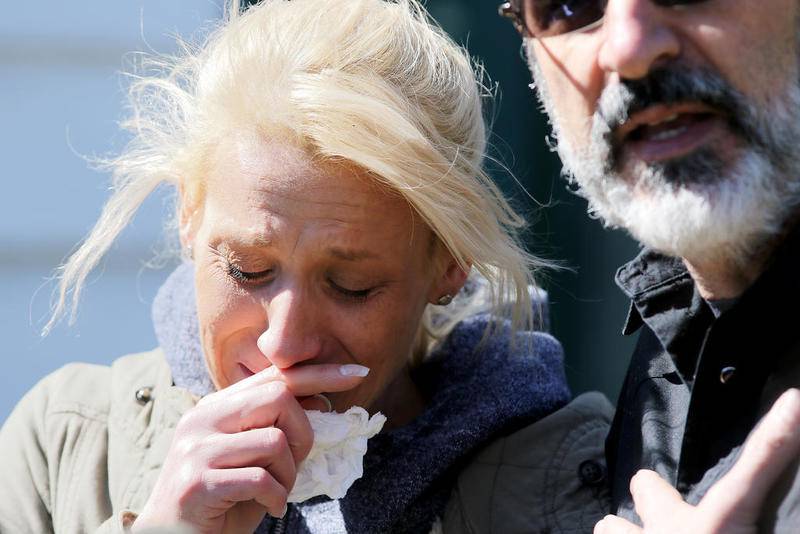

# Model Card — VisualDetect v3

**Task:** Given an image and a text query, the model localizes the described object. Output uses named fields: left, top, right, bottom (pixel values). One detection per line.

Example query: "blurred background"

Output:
left=0, top=0, right=637, bottom=421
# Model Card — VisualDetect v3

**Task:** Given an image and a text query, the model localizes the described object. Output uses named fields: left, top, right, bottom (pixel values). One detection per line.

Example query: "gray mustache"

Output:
left=595, top=66, right=751, bottom=143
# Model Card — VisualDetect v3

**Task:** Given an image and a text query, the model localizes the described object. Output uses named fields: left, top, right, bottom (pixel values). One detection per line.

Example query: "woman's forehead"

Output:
left=207, top=135, right=396, bottom=210
left=202, top=133, right=428, bottom=248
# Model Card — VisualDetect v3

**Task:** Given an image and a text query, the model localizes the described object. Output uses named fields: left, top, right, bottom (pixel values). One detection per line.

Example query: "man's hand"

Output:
left=595, top=388, right=800, bottom=534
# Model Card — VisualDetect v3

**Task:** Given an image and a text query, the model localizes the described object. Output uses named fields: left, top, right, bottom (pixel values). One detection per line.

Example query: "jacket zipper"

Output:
left=271, top=506, right=289, bottom=534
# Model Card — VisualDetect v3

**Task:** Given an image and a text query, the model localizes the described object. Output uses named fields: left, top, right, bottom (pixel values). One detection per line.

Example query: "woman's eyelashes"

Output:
left=225, top=261, right=274, bottom=284
left=327, top=278, right=374, bottom=303
left=223, top=257, right=378, bottom=303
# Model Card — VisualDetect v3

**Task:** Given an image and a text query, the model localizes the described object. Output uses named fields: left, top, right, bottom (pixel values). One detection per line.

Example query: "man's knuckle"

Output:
left=760, top=432, right=788, bottom=456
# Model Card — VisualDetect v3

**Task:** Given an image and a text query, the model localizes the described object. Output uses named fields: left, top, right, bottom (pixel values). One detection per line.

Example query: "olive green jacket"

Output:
left=0, top=350, right=612, bottom=533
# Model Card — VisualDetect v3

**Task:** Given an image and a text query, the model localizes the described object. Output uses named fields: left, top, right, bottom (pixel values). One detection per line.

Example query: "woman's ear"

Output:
left=429, top=251, right=470, bottom=306
left=178, top=185, right=201, bottom=259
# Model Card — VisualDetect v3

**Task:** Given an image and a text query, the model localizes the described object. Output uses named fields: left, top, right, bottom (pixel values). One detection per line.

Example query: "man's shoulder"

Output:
left=443, top=392, right=614, bottom=533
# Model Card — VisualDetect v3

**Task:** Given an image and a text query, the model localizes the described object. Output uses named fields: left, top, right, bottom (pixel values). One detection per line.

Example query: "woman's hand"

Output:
left=132, top=363, right=369, bottom=534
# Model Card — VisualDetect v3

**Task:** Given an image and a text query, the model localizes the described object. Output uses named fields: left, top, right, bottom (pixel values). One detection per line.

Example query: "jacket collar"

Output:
left=615, top=249, right=694, bottom=335
left=615, top=223, right=800, bottom=381
left=615, top=249, right=710, bottom=382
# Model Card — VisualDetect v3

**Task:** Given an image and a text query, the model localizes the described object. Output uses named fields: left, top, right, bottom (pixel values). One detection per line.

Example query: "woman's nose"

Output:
left=598, top=0, right=681, bottom=80
left=256, top=288, right=322, bottom=369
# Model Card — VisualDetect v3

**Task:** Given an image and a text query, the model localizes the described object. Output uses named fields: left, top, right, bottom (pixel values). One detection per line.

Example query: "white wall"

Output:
left=1, top=2, right=221, bottom=420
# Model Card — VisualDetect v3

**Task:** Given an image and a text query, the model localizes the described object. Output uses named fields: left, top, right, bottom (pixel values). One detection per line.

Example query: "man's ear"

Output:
left=429, top=251, right=470, bottom=305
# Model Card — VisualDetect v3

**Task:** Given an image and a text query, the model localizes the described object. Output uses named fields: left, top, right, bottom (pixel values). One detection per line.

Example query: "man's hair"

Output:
left=48, top=0, right=546, bottom=355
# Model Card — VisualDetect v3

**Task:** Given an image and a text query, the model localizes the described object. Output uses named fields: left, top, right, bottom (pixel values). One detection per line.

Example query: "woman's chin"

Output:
left=326, top=392, right=370, bottom=413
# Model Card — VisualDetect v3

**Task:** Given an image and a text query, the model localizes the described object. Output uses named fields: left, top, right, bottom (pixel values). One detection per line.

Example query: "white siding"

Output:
left=1, top=2, right=221, bottom=420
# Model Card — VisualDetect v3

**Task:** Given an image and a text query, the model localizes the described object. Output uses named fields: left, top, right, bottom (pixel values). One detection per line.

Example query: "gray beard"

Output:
left=525, top=40, right=800, bottom=268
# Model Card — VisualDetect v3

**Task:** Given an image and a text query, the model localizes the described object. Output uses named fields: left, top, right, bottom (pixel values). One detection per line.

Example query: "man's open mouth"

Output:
left=615, top=103, right=725, bottom=164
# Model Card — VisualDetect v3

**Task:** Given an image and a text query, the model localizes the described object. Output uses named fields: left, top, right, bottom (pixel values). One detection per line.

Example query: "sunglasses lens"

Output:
left=522, top=0, right=606, bottom=37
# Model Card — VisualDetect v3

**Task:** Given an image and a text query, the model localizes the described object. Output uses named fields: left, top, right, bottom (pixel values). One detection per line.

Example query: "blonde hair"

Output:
left=46, top=0, right=546, bottom=354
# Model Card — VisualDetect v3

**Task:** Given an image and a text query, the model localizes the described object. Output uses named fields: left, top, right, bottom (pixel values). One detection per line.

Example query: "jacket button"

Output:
left=135, top=387, right=153, bottom=404
left=720, top=367, right=736, bottom=384
left=578, top=459, right=606, bottom=487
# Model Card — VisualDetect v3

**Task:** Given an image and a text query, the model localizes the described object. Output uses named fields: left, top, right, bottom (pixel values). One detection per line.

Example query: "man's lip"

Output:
left=614, top=103, right=721, bottom=144
left=611, top=103, right=728, bottom=164
left=626, top=115, right=725, bottom=164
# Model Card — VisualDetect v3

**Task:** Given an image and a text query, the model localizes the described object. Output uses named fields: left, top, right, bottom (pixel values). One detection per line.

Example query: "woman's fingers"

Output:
left=208, top=427, right=297, bottom=492
left=213, top=363, right=369, bottom=400
left=202, top=467, right=288, bottom=519
left=137, top=366, right=355, bottom=532
left=142, top=362, right=369, bottom=531
left=204, top=365, right=283, bottom=400
left=699, top=388, right=800, bottom=525
left=206, top=381, right=314, bottom=462
left=194, top=363, right=368, bottom=460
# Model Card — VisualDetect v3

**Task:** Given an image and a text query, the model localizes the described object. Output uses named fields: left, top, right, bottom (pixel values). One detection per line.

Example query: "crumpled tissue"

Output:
left=288, top=406, right=386, bottom=502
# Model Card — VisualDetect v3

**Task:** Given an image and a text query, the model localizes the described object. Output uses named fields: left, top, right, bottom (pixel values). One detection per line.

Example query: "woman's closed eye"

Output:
left=226, top=262, right=273, bottom=284
left=328, top=278, right=374, bottom=303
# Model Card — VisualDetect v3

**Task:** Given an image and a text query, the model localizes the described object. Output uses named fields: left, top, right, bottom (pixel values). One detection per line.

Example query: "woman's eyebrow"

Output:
left=326, top=247, right=379, bottom=261
left=209, top=232, right=274, bottom=251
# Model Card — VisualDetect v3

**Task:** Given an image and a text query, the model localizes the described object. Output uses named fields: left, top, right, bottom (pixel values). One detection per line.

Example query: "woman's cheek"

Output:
left=196, top=277, right=265, bottom=389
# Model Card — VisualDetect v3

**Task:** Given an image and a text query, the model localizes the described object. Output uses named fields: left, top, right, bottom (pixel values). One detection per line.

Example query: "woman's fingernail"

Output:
left=279, top=504, right=288, bottom=518
left=339, top=364, right=370, bottom=377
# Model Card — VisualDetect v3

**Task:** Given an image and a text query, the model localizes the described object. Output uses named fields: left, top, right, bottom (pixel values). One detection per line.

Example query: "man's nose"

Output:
left=256, top=288, right=322, bottom=369
left=598, top=0, right=681, bottom=80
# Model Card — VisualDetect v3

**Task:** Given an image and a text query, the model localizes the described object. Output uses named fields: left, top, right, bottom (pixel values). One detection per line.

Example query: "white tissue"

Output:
left=288, top=406, right=386, bottom=503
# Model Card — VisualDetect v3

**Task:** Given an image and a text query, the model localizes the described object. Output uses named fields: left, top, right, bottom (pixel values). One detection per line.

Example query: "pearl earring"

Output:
left=436, top=294, right=453, bottom=306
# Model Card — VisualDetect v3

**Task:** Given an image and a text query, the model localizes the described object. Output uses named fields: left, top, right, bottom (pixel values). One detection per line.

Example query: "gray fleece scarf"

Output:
left=153, top=262, right=571, bottom=533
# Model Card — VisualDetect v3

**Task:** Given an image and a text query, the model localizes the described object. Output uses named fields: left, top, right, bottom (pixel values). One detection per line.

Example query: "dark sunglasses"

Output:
left=499, top=0, right=708, bottom=39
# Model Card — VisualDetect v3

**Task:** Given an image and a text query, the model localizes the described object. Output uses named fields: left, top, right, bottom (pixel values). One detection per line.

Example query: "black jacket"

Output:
left=607, top=228, right=800, bottom=532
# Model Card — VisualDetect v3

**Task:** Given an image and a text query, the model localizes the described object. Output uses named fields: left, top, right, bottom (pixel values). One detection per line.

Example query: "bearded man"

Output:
left=500, top=0, right=800, bottom=531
